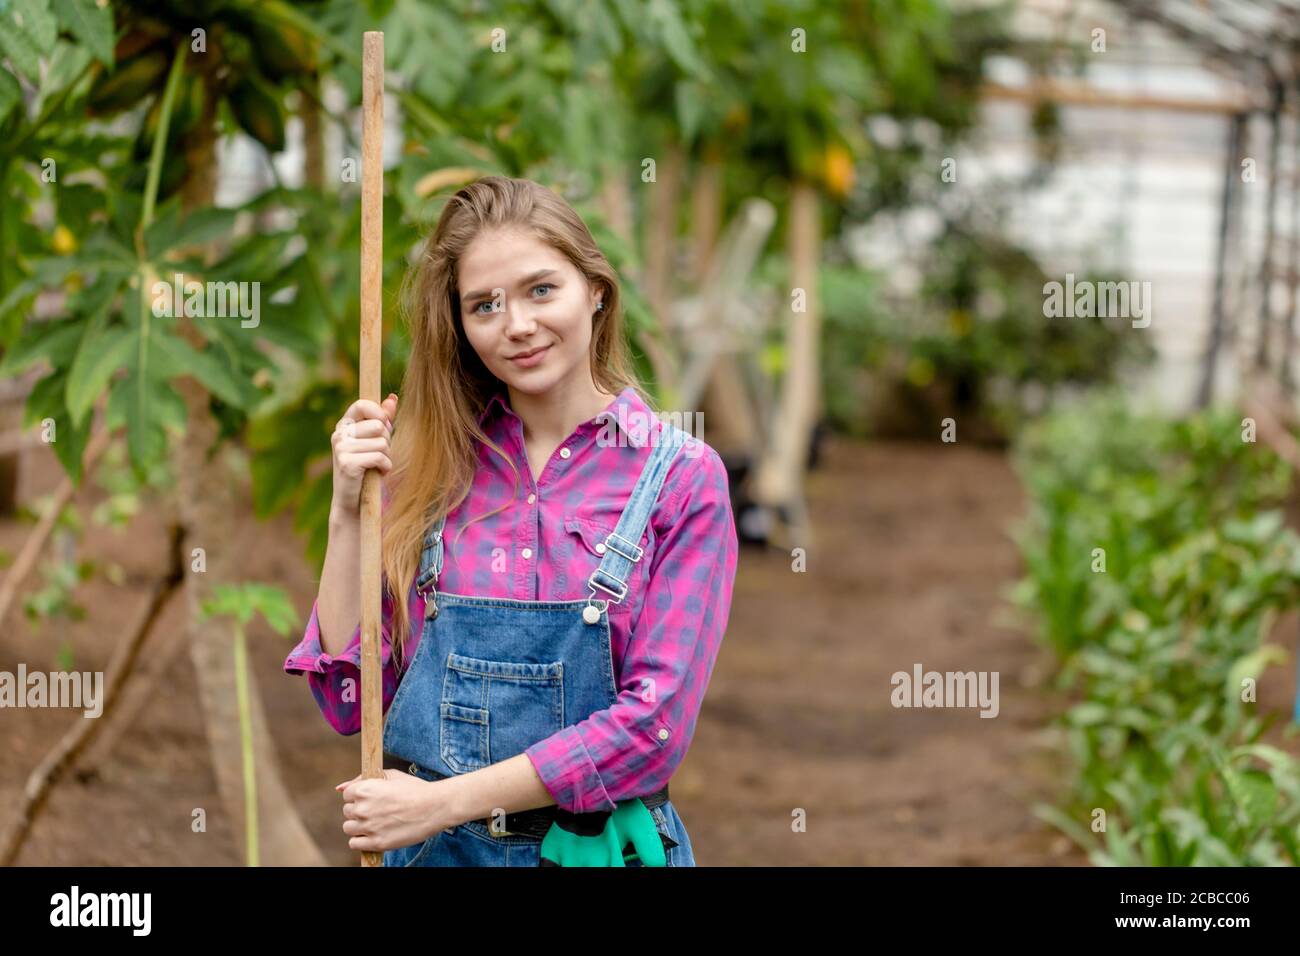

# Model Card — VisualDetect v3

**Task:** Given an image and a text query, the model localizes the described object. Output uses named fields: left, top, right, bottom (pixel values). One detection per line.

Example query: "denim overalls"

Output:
left=382, top=421, right=697, bottom=866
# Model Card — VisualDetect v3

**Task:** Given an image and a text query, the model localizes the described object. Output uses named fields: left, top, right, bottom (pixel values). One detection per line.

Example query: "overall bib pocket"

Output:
left=440, top=652, right=564, bottom=773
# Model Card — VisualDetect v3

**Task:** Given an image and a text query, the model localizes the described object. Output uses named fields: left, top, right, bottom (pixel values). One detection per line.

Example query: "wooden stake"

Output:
left=359, top=29, right=385, bottom=869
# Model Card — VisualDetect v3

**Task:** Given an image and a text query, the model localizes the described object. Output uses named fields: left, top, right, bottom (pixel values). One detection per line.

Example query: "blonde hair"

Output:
left=382, top=175, right=643, bottom=673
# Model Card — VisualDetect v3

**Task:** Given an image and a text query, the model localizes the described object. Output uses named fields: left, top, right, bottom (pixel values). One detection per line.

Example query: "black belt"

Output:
left=383, top=752, right=671, bottom=841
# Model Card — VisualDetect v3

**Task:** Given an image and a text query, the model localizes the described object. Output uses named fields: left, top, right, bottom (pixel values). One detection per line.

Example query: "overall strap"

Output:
left=587, top=421, right=691, bottom=606
left=415, top=511, right=447, bottom=594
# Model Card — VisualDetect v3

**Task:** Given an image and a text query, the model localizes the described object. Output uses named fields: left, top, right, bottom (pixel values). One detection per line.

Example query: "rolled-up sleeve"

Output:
left=524, top=445, right=738, bottom=813
left=284, top=578, right=419, bottom=736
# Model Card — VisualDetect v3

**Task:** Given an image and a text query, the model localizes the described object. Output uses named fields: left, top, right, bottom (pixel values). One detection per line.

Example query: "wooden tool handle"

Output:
left=359, top=29, right=385, bottom=870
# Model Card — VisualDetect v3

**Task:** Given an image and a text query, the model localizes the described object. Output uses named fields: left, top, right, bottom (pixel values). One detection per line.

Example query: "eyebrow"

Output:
left=460, top=269, right=560, bottom=306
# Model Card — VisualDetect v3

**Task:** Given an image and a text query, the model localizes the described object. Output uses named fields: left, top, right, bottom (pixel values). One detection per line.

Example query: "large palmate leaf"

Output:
left=50, top=0, right=114, bottom=67
left=0, top=0, right=57, bottom=80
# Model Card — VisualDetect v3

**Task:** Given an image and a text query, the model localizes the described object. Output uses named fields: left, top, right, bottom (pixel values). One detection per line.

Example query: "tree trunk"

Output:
left=0, top=390, right=21, bottom=516
left=302, top=75, right=325, bottom=190
left=640, top=140, right=684, bottom=393
left=689, top=142, right=723, bottom=283
left=598, top=160, right=633, bottom=252
left=690, top=142, right=761, bottom=458
left=751, top=179, right=821, bottom=545
left=174, top=82, right=325, bottom=866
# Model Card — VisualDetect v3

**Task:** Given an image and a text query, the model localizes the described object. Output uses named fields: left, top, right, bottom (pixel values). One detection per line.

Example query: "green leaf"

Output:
left=105, top=281, right=168, bottom=473
left=0, top=249, right=136, bottom=321
left=0, top=67, right=20, bottom=123
left=170, top=207, right=238, bottom=253
left=200, top=582, right=297, bottom=634
left=1222, top=767, right=1278, bottom=832
left=112, top=363, right=167, bottom=471
left=248, top=380, right=345, bottom=518
left=646, top=0, right=707, bottom=78
left=1226, top=645, right=1288, bottom=705
left=24, top=364, right=92, bottom=485
left=145, top=206, right=236, bottom=259
left=62, top=273, right=124, bottom=424
left=149, top=325, right=255, bottom=409
left=50, top=0, right=113, bottom=66
left=141, top=200, right=181, bottom=259
left=1031, top=801, right=1097, bottom=855
left=66, top=325, right=132, bottom=426
left=14, top=0, right=56, bottom=52
left=674, top=80, right=703, bottom=143
left=1065, top=701, right=1109, bottom=726
left=0, top=0, right=55, bottom=78
left=0, top=318, right=84, bottom=376
left=244, top=583, right=298, bottom=636
left=37, top=38, right=92, bottom=107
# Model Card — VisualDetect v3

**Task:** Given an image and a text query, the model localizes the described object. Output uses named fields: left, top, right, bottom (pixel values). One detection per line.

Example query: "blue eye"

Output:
left=474, top=299, right=497, bottom=315
left=532, top=283, right=554, bottom=298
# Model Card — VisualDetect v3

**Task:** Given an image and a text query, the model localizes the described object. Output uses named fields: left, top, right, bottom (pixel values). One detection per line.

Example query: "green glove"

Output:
left=611, top=798, right=668, bottom=867
left=539, top=807, right=626, bottom=867
left=538, top=799, right=675, bottom=867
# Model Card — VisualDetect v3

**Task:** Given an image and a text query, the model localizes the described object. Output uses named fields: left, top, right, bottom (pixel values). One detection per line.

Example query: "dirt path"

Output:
left=681, top=437, right=1081, bottom=865
left=0, top=436, right=1080, bottom=865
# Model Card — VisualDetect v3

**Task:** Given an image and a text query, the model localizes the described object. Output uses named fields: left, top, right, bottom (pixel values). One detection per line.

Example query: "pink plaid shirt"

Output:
left=283, top=385, right=738, bottom=814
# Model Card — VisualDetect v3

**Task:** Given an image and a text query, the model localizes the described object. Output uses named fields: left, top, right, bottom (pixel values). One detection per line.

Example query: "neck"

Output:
left=507, top=373, right=618, bottom=446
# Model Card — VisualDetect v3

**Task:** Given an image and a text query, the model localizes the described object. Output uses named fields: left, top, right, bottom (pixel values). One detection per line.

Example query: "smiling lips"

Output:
left=507, top=344, right=551, bottom=368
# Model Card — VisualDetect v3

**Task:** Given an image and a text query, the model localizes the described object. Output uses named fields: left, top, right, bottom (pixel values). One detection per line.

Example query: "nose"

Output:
left=503, top=293, right=537, bottom=338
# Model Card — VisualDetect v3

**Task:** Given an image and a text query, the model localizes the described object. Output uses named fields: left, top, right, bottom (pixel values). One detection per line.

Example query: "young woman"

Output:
left=283, top=175, right=739, bottom=866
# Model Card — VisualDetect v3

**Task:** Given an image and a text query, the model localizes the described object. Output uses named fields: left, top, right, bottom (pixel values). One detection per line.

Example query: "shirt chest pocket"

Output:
left=440, top=653, right=565, bottom=773
left=564, top=515, right=651, bottom=606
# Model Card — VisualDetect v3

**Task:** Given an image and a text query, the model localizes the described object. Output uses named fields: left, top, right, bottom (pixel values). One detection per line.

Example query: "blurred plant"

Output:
left=18, top=496, right=91, bottom=627
left=814, top=221, right=1151, bottom=440
left=22, top=550, right=91, bottom=624
left=1014, top=394, right=1300, bottom=865
left=198, top=581, right=298, bottom=867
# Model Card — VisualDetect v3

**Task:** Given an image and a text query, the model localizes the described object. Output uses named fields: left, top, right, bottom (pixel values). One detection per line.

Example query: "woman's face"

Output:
left=456, top=227, right=602, bottom=398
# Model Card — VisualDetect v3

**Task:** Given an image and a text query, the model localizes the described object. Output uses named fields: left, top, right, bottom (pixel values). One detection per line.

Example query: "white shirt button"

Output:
left=521, top=548, right=533, bottom=559
left=657, top=728, right=669, bottom=741
left=559, top=447, right=571, bottom=459
left=527, top=493, right=536, bottom=504
left=595, top=542, right=606, bottom=554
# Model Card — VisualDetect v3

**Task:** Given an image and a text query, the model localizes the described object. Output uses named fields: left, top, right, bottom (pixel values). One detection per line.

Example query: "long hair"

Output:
left=381, top=175, right=643, bottom=673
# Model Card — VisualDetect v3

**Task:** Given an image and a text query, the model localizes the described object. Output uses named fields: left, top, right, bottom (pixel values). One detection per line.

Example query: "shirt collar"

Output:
left=476, top=385, right=655, bottom=447
left=476, top=388, right=511, bottom=427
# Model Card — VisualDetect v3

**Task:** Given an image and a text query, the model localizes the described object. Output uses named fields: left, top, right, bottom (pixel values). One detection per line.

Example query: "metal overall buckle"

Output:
left=421, top=529, right=442, bottom=619
left=584, top=572, right=623, bottom=624
left=583, top=530, right=642, bottom=623
left=603, top=531, right=644, bottom=563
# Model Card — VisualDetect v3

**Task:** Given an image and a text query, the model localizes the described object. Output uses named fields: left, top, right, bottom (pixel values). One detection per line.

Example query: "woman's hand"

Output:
left=336, top=768, right=456, bottom=853
left=331, top=393, right=398, bottom=518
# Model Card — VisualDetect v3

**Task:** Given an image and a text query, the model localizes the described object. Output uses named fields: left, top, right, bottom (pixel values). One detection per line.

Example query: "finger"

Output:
left=336, top=774, right=361, bottom=791
left=341, top=452, right=392, bottom=474
left=338, top=437, right=391, bottom=456
left=340, top=419, right=388, bottom=440
left=346, top=399, right=391, bottom=427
